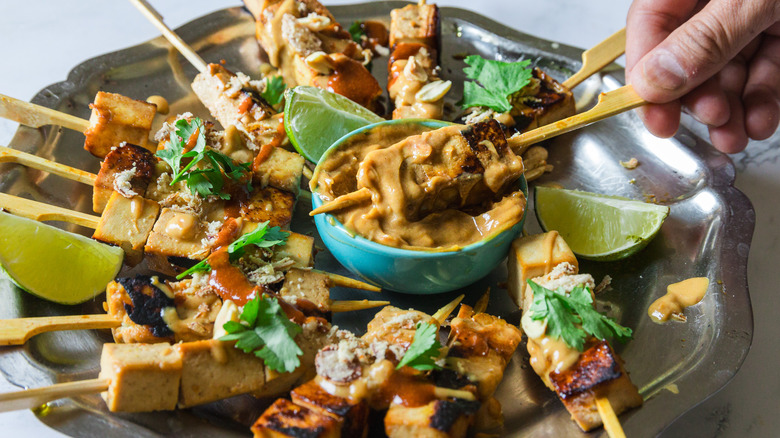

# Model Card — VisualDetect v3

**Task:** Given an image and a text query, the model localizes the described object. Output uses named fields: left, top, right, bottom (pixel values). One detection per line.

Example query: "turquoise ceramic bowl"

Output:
left=311, top=119, right=528, bottom=294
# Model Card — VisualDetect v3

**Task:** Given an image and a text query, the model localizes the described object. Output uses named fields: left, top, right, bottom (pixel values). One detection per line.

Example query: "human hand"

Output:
left=626, top=0, right=780, bottom=153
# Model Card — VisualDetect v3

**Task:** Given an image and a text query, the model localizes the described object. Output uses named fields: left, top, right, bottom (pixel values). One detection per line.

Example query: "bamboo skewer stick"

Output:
left=0, top=146, right=97, bottom=186
left=432, top=294, right=465, bottom=325
left=329, top=300, right=390, bottom=313
left=0, top=315, right=121, bottom=346
left=508, top=84, right=645, bottom=154
left=0, top=192, right=99, bottom=229
left=309, top=187, right=372, bottom=216
left=474, top=289, right=490, bottom=314
left=0, top=94, right=90, bottom=132
left=128, top=0, right=208, bottom=73
left=563, top=27, right=626, bottom=90
left=0, top=378, right=108, bottom=413
left=596, top=396, right=627, bottom=438
left=313, top=269, right=381, bottom=292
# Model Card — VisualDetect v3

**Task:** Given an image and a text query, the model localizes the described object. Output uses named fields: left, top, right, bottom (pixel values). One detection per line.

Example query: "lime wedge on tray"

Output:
left=535, top=186, right=669, bottom=261
left=0, top=212, right=124, bottom=304
left=284, top=86, right=384, bottom=162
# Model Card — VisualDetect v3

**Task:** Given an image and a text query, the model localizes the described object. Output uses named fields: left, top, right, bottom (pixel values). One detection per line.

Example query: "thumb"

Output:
left=630, top=0, right=778, bottom=103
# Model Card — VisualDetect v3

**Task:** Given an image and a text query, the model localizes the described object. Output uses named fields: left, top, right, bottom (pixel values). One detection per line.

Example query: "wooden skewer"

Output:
left=432, top=294, right=465, bottom=325
left=313, top=269, right=381, bottom=292
left=474, top=288, right=490, bottom=314
left=128, top=0, right=208, bottom=73
left=0, top=146, right=97, bottom=186
left=330, top=300, right=390, bottom=313
left=0, top=192, right=99, bottom=229
left=0, top=93, right=90, bottom=132
left=309, top=187, right=372, bottom=216
left=302, top=166, right=314, bottom=181
left=0, top=314, right=120, bottom=346
left=432, top=386, right=476, bottom=401
left=508, top=84, right=645, bottom=154
left=596, top=396, right=626, bottom=438
left=563, top=27, right=626, bottom=90
left=0, top=378, right=108, bottom=413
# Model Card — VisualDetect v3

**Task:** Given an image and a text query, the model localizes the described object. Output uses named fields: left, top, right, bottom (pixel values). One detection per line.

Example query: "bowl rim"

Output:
left=310, top=118, right=529, bottom=257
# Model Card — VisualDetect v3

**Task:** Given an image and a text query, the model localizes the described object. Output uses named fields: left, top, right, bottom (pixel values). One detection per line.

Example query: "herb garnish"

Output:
left=459, top=55, right=534, bottom=113
left=175, top=221, right=289, bottom=280
left=527, top=280, right=632, bottom=351
left=260, top=76, right=287, bottom=106
left=348, top=21, right=364, bottom=44
left=396, top=322, right=443, bottom=371
left=155, top=117, right=252, bottom=200
left=220, top=295, right=303, bottom=373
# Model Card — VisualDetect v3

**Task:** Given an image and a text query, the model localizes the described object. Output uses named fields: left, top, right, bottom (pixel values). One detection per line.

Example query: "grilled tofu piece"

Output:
left=105, top=276, right=176, bottom=344
left=241, top=186, right=296, bottom=229
left=507, top=231, right=578, bottom=308
left=279, top=268, right=332, bottom=314
left=145, top=208, right=217, bottom=261
left=191, top=63, right=275, bottom=128
left=384, top=398, right=480, bottom=438
left=362, top=306, right=437, bottom=349
left=549, top=340, right=643, bottom=431
left=291, top=380, right=369, bottom=438
left=98, top=343, right=182, bottom=412
left=84, top=91, right=156, bottom=158
left=273, top=229, right=315, bottom=268
left=388, top=2, right=447, bottom=119
left=248, top=0, right=382, bottom=111
left=92, top=192, right=160, bottom=266
left=252, top=398, right=342, bottom=438
left=252, top=145, right=305, bottom=195
left=93, top=143, right=156, bottom=213
left=510, top=68, right=576, bottom=133
left=174, top=339, right=267, bottom=408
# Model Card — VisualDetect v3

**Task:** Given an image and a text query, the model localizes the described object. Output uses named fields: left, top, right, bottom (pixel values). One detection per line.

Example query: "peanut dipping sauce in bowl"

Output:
left=310, top=119, right=528, bottom=294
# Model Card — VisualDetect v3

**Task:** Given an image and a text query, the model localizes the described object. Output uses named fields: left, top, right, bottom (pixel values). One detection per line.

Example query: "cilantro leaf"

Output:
left=175, top=258, right=212, bottom=280
left=527, top=280, right=632, bottom=351
left=220, top=295, right=303, bottom=373
left=228, top=221, right=290, bottom=260
left=396, top=322, right=443, bottom=371
left=260, top=76, right=287, bottom=106
left=348, top=21, right=364, bottom=43
left=459, top=55, right=533, bottom=113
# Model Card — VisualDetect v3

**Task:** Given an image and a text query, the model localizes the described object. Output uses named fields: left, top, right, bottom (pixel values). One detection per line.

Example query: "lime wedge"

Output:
left=0, top=212, right=124, bottom=304
left=534, top=186, right=669, bottom=261
left=284, top=86, right=384, bottom=162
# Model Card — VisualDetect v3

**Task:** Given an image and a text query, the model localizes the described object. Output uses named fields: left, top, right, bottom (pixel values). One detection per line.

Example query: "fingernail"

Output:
left=642, top=50, right=687, bottom=91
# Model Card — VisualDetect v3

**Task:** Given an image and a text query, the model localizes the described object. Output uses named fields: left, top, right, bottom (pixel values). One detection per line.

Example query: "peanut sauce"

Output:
left=359, top=20, right=389, bottom=53
left=165, top=213, right=198, bottom=241
left=374, top=368, right=437, bottom=407
left=648, top=277, right=709, bottom=323
left=321, top=56, right=383, bottom=109
left=313, top=123, right=526, bottom=250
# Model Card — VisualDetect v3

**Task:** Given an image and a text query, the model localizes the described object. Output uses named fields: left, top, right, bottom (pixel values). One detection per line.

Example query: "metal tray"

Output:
left=0, top=2, right=754, bottom=437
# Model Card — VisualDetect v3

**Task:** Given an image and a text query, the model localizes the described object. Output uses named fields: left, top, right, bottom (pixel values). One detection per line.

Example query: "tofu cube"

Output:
left=93, top=143, right=156, bottom=213
left=98, top=343, right=182, bottom=412
left=241, top=186, right=296, bottom=229
left=252, top=146, right=304, bottom=196
left=84, top=91, right=156, bottom=158
left=279, top=268, right=332, bottom=313
left=291, top=380, right=369, bottom=438
left=240, top=221, right=314, bottom=268
left=389, top=2, right=439, bottom=49
left=92, top=192, right=160, bottom=266
left=145, top=208, right=212, bottom=261
left=252, top=399, right=341, bottom=438
left=384, top=399, right=480, bottom=438
left=506, top=232, right=578, bottom=308
left=174, top=339, right=266, bottom=408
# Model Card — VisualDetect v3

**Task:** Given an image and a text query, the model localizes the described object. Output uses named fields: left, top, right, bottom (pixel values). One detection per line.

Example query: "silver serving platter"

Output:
left=0, top=2, right=754, bottom=437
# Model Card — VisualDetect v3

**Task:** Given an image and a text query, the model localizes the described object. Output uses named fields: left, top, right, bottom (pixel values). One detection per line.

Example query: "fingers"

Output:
left=743, top=35, right=780, bottom=140
left=636, top=102, right=682, bottom=138
left=631, top=0, right=779, bottom=104
left=709, top=62, right=750, bottom=153
left=625, top=0, right=700, bottom=74
left=681, top=77, right=730, bottom=127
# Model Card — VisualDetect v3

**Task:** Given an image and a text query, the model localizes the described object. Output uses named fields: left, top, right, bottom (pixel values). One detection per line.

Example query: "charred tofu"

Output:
left=248, top=0, right=382, bottom=111
left=166, top=275, right=223, bottom=342
left=241, top=186, right=296, bottom=229
left=363, top=306, right=436, bottom=349
left=252, top=398, right=342, bottom=438
left=385, top=398, right=480, bottom=438
left=507, top=231, right=578, bottom=308
left=548, top=341, right=643, bottom=431
left=291, top=380, right=369, bottom=438
left=92, top=192, right=160, bottom=266
left=84, top=91, right=156, bottom=158
left=175, top=339, right=266, bottom=408
left=510, top=68, right=576, bottom=133
left=191, top=63, right=275, bottom=128
left=98, top=343, right=182, bottom=412
left=279, top=268, right=332, bottom=314
left=388, top=2, right=448, bottom=120
left=92, top=143, right=156, bottom=213
left=105, top=276, right=176, bottom=344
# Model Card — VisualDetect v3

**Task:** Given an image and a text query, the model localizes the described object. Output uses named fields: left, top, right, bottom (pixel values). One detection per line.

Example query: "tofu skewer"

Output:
left=507, top=232, right=641, bottom=433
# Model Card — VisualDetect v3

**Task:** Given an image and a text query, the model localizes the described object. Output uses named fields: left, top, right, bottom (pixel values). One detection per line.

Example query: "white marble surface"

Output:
left=0, top=1, right=778, bottom=437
